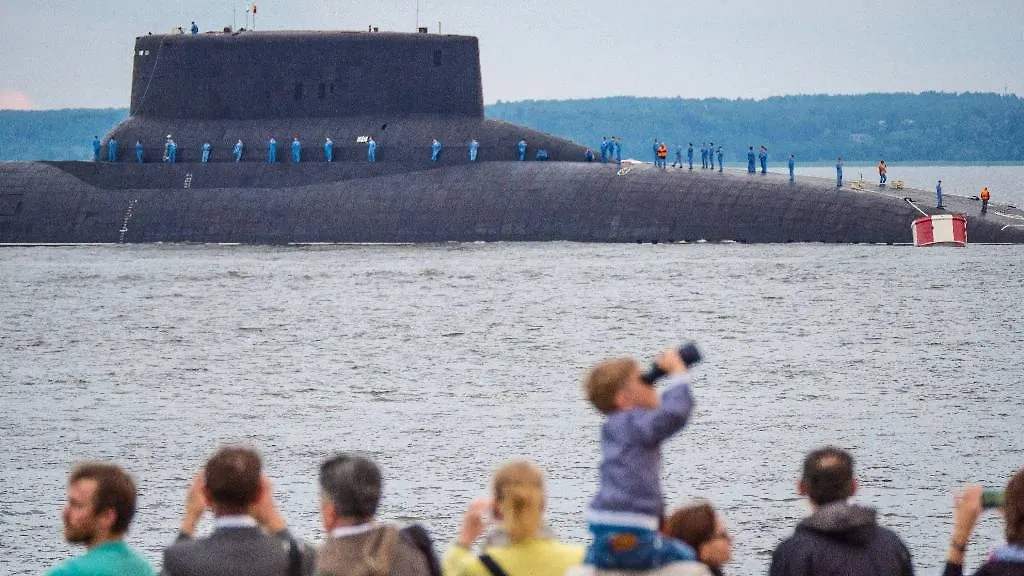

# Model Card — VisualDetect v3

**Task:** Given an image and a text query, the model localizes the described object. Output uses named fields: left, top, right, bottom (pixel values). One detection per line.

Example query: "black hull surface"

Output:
left=3, top=160, right=1022, bottom=244
left=5, top=31, right=1023, bottom=245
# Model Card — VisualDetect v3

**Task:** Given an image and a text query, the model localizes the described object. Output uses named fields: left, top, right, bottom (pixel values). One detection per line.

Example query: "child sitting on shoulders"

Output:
left=583, top=347, right=698, bottom=570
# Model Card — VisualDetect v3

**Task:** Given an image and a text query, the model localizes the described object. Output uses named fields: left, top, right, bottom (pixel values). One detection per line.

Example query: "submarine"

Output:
left=1, top=29, right=1023, bottom=245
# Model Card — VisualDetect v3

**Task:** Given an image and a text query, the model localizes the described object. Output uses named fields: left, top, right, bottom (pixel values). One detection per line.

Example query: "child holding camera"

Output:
left=582, top=347, right=698, bottom=570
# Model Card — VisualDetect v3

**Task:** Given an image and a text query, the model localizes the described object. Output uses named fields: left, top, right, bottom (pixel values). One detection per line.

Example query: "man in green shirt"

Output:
left=48, top=462, right=155, bottom=576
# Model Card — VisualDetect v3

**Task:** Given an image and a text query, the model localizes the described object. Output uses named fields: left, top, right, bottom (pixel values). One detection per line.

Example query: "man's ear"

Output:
left=245, top=480, right=268, bottom=516
left=613, top=388, right=630, bottom=410
left=97, top=506, right=118, bottom=533
left=850, top=478, right=858, bottom=497
left=797, top=480, right=807, bottom=497
left=253, top=479, right=266, bottom=503
left=320, top=499, right=337, bottom=530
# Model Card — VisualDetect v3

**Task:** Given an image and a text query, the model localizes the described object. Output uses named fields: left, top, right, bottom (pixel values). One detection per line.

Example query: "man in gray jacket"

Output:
left=162, top=446, right=316, bottom=576
left=316, top=453, right=440, bottom=576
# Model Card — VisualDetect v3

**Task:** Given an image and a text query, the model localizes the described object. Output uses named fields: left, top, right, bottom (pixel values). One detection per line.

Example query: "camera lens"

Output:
left=641, top=342, right=702, bottom=385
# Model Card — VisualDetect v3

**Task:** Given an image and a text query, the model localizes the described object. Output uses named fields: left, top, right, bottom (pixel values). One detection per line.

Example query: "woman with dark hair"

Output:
left=663, top=502, right=733, bottom=576
left=945, top=467, right=1024, bottom=576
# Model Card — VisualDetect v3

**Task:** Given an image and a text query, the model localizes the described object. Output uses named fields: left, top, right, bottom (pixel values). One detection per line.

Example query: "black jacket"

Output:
left=769, top=502, right=913, bottom=576
left=944, top=561, right=1024, bottom=576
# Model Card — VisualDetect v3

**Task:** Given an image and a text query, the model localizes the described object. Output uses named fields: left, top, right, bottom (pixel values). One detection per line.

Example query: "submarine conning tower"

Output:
left=114, top=30, right=585, bottom=163
left=131, top=30, right=484, bottom=119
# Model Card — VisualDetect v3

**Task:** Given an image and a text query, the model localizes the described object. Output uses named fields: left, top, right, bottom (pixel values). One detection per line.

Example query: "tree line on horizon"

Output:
left=488, top=92, right=1024, bottom=163
left=1, top=92, right=1021, bottom=162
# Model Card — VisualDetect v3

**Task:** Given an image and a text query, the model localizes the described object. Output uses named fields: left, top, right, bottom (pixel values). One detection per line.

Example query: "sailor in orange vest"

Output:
left=980, top=186, right=990, bottom=214
left=878, top=160, right=887, bottom=185
left=656, top=143, right=668, bottom=170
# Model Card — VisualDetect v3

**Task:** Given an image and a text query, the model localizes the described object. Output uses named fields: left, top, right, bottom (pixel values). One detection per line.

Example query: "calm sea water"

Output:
left=2, top=230, right=1023, bottom=573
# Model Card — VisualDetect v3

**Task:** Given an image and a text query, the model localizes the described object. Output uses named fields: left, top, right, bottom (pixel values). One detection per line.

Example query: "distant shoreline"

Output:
left=4, top=92, right=1024, bottom=164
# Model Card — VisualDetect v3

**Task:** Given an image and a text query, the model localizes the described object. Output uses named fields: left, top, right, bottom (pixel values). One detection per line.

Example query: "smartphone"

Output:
left=982, top=489, right=1004, bottom=509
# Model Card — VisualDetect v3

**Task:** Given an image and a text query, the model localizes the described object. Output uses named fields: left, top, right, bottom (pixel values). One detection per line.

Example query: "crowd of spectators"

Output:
left=47, top=348, right=1023, bottom=576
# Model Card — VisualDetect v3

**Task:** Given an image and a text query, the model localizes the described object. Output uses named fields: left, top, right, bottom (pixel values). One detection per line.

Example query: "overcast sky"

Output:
left=1, top=0, right=1021, bottom=109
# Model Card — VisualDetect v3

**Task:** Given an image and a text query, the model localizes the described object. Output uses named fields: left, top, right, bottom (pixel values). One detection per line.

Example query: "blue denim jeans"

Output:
left=585, top=524, right=695, bottom=570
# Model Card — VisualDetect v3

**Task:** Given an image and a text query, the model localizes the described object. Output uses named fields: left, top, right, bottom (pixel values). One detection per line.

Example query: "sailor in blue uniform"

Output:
left=431, top=138, right=441, bottom=162
left=716, top=146, right=723, bottom=173
left=687, top=143, right=694, bottom=170
left=92, top=136, right=101, bottom=161
left=168, top=139, right=177, bottom=163
left=700, top=143, right=708, bottom=169
left=759, top=146, right=768, bottom=174
left=673, top=145, right=682, bottom=168
left=201, top=142, right=211, bottom=163
left=107, top=137, right=117, bottom=162
left=135, top=140, right=143, bottom=163
left=291, top=137, right=301, bottom=162
left=191, top=21, right=199, bottom=34
left=268, top=138, right=277, bottom=163
left=518, top=139, right=527, bottom=161
left=788, top=154, right=795, bottom=182
left=368, top=137, right=377, bottom=162
left=652, top=139, right=659, bottom=164
left=324, top=137, right=333, bottom=162
left=469, top=139, right=479, bottom=161
left=600, top=137, right=608, bottom=163
left=708, top=142, right=715, bottom=170
left=614, top=137, right=621, bottom=165
left=936, top=180, right=943, bottom=208
left=747, top=146, right=756, bottom=173
left=836, top=157, right=843, bottom=188
left=233, top=139, right=243, bottom=162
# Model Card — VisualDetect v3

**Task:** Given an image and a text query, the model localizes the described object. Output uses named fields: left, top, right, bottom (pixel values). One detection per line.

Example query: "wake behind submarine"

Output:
left=1, top=29, right=1022, bottom=245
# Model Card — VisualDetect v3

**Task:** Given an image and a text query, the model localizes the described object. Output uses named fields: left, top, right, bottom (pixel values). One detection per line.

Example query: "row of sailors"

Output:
left=92, top=136, right=540, bottom=164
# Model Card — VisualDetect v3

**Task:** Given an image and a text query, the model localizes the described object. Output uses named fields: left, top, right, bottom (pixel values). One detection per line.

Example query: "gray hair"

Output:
left=319, top=453, right=382, bottom=520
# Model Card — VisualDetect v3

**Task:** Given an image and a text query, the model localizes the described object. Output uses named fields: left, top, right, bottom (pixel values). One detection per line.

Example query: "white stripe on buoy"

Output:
left=912, top=214, right=967, bottom=247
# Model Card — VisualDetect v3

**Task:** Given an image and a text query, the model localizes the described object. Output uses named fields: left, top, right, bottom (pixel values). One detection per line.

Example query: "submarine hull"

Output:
left=3, top=160, right=1022, bottom=244
left=5, top=30, right=1024, bottom=244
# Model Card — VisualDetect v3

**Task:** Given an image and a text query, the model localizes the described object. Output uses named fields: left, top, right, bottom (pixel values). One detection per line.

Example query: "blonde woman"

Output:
left=443, top=460, right=583, bottom=576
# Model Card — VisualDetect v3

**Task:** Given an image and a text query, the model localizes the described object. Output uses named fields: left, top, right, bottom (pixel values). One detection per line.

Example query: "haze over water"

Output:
left=2, top=207, right=1023, bottom=573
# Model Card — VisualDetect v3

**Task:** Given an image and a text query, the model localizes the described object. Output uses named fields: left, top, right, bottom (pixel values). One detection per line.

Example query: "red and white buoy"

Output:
left=912, top=214, right=967, bottom=247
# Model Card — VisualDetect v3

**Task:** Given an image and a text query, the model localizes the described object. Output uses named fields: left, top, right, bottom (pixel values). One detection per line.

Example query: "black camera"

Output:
left=641, top=342, right=702, bottom=385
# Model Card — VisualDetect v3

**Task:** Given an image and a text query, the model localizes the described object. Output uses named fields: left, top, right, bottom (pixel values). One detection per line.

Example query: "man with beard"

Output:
left=48, top=462, right=155, bottom=576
